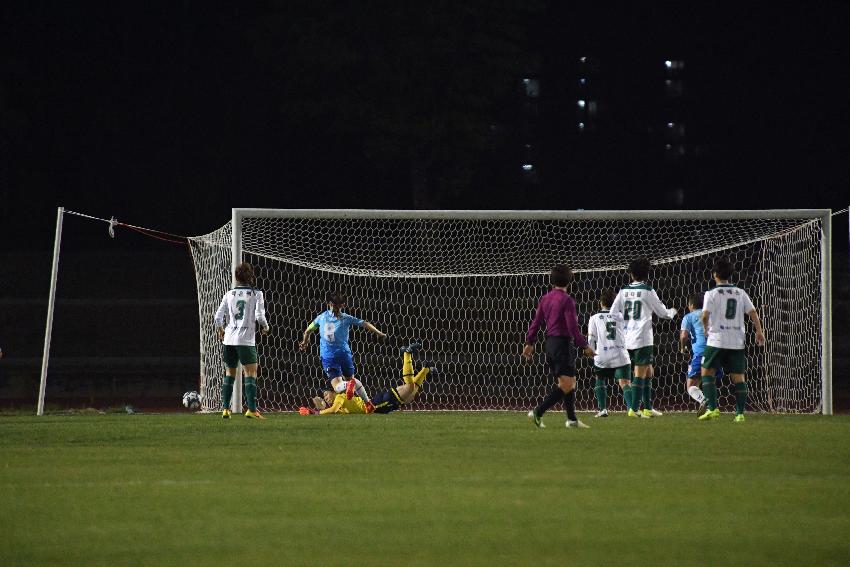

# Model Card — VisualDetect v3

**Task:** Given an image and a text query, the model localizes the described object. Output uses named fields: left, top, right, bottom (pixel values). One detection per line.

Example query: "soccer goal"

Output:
left=187, top=209, right=832, bottom=415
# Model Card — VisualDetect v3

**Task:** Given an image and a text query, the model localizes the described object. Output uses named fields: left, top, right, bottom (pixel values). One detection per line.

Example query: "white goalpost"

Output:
left=185, top=208, right=832, bottom=416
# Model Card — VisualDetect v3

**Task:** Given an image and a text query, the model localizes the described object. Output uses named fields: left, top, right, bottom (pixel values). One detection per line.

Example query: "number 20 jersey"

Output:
left=214, top=287, right=268, bottom=346
left=703, top=284, right=754, bottom=350
left=609, top=283, right=677, bottom=349
left=588, top=310, right=631, bottom=369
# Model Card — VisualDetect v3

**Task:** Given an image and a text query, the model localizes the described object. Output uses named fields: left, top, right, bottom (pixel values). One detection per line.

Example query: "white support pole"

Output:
left=820, top=210, right=833, bottom=415
left=38, top=207, right=65, bottom=415
left=230, top=209, right=243, bottom=414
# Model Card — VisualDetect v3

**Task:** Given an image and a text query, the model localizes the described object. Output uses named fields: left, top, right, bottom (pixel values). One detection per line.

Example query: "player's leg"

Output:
left=698, top=347, right=722, bottom=420
left=593, top=368, right=609, bottom=417
left=642, top=352, right=662, bottom=416
left=395, top=383, right=417, bottom=403
left=240, top=347, right=264, bottom=419
left=221, top=346, right=239, bottom=418
left=686, top=353, right=706, bottom=411
left=401, top=341, right=422, bottom=384
left=632, top=363, right=652, bottom=418
left=729, top=349, right=748, bottom=421
left=559, top=375, right=588, bottom=428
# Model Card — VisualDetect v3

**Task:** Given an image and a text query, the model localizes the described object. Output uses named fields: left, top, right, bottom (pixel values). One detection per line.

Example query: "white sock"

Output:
left=354, top=379, right=370, bottom=403
left=333, top=381, right=347, bottom=394
left=687, top=385, right=705, bottom=403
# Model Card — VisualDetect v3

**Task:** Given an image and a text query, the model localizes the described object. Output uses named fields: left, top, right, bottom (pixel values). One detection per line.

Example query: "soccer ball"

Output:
left=182, top=391, right=201, bottom=410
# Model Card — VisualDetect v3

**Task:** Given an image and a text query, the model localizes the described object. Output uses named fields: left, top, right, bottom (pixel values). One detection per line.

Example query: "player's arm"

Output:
left=255, top=291, right=270, bottom=335
left=742, top=293, right=765, bottom=346
left=298, top=322, right=319, bottom=351
left=319, top=395, right=345, bottom=415
left=523, top=301, right=544, bottom=360
left=361, top=321, right=387, bottom=340
left=587, top=320, right=598, bottom=352
left=647, top=289, right=677, bottom=319
left=679, top=329, right=690, bottom=354
left=214, top=295, right=229, bottom=341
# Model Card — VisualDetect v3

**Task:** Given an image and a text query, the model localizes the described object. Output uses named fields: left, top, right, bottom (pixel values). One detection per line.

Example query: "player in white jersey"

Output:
left=609, top=258, right=677, bottom=417
left=588, top=290, right=639, bottom=418
left=214, top=262, right=270, bottom=419
left=698, top=257, right=765, bottom=422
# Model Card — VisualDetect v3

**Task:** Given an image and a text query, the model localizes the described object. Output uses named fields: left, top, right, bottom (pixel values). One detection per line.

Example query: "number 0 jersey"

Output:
left=587, top=310, right=631, bottom=369
left=703, top=284, right=755, bottom=350
left=214, top=287, right=268, bottom=346
left=609, top=283, right=677, bottom=349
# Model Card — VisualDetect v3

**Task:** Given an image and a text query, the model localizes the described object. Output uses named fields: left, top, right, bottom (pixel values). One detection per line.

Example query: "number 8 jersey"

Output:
left=609, top=282, right=678, bottom=349
left=214, top=286, right=268, bottom=346
left=703, top=284, right=754, bottom=350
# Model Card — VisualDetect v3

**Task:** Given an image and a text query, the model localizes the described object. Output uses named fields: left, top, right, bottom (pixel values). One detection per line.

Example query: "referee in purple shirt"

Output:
left=523, top=264, right=595, bottom=428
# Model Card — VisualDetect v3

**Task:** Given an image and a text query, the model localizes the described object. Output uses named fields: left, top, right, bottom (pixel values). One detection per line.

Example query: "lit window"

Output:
left=578, top=122, right=585, bottom=130
left=522, top=164, right=534, bottom=171
left=665, top=60, right=672, bottom=69
left=577, top=100, right=586, bottom=108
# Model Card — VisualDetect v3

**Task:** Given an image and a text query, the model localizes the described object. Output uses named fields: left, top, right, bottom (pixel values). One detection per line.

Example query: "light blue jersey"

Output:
left=313, top=310, right=364, bottom=358
left=681, top=309, right=708, bottom=355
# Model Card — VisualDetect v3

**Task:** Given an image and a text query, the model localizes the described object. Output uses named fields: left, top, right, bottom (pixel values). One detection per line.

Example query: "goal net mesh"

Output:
left=188, top=213, right=823, bottom=414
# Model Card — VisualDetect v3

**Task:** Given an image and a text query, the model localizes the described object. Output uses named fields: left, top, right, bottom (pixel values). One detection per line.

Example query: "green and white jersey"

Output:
left=214, top=286, right=268, bottom=346
left=609, top=282, right=677, bottom=349
left=587, top=310, right=631, bottom=369
left=703, top=284, right=754, bottom=350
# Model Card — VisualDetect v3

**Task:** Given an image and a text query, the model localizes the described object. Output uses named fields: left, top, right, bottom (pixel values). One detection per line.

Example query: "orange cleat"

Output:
left=365, top=401, right=375, bottom=414
left=345, top=379, right=357, bottom=400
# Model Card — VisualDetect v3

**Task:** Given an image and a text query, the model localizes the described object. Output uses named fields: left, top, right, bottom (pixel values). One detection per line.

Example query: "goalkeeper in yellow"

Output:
left=299, top=342, right=430, bottom=415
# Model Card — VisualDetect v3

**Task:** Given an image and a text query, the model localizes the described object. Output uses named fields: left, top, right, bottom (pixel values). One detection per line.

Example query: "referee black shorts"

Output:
left=544, top=336, right=577, bottom=378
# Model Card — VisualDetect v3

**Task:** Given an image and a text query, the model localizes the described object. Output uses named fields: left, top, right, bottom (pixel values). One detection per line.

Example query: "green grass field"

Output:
left=2, top=411, right=849, bottom=566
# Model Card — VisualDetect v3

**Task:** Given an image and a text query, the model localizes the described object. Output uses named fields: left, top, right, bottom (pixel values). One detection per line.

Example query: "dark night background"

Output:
left=1, top=2, right=848, bottom=409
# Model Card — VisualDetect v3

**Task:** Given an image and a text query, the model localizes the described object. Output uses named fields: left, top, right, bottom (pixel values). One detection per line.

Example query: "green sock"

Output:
left=594, top=379, right=607, bottom=410
left=734, top=381, right=748, bottom=415
left=632, top=378, right=645, bottom=410
left=701, top=376, right=717, bottom=410
left=221, top=375, right=235, bottom=409
left=642, top=377, right=653, bottom=410
left=244, top=376, right=257, bottom=412
left=623, top=385, right=633, bottom=411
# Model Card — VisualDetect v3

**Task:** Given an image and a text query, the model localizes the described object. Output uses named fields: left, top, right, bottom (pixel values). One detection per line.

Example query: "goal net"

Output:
left=187, top=210, right=831, bottom=414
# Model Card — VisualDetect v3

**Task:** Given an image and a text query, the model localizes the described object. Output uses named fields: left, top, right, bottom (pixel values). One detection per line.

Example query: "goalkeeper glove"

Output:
left=298, top=406, right=318, bottom=415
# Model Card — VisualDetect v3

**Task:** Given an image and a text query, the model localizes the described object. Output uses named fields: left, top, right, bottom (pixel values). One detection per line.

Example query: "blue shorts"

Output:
left=322, top=353, right=356, bottom=379
left=688, top=352, right=723, bottom=379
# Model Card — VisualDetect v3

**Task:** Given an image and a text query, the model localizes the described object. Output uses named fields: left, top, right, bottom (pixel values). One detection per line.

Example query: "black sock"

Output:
left=535, top=386, right=565, bottom=417
left=563, top=389, right=577, bottom=422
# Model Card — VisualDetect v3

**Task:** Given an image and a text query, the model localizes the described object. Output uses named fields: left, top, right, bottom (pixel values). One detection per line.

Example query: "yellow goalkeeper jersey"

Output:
left=320, top=393, right=366, bottom=415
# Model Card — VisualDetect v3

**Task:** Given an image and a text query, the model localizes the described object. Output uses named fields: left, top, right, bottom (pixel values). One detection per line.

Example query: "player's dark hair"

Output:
left=327, top=292, right=347, bottom=317
left=687, top=292, right=703, bottom=309
left=600, top=289, right=616, bottom=309
left=550, top=264, right=573, bottom=287
left=628, top=257, right=651, bottom=281
left=234, top=262, right=256, bottom=287
left=712, top=257, right=734, bottom=280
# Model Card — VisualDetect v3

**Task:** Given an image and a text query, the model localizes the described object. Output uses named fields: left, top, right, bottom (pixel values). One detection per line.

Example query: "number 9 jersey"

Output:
left=214, top=286, right=269, bottom=346
left=703, top=284, right=754, bottom=350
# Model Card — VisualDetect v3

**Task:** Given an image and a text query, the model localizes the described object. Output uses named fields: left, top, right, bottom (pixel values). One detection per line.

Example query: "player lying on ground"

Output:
left=588, top=289, right=638, bottom=418
left=524, top=264, right=595, bottom=429
left=298, top=292, right=387, bottom=412
left=609, top=257, right=677, bottom=417
left=214, top=262, right=270, bottom=420
left=699, top=257, right=765, bottom=422
left=299, top=342, right=430, bottom=415
left=680, top=292, right=723, bottom=415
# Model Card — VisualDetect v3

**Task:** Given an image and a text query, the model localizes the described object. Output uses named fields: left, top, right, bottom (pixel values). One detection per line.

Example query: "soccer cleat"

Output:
left=566, top=419, right=590, bottom=429
left=401, top=341, right=423, bottom=355
left=594, top=409, right=609, bottom=418
left=244, top=410, right=266, bottom=420
left=365, top=401, right=376, bottom=414
left=627, top=409, right=640, bottom=418
left=697, top=401, right=708, bottom=417
left=641, top=409, right=654, bottom=418
left=734, top=413, right=746, bottom=423
left=345, top=379, right=356, bottom=400
left=221, top=409, right=231, bottom=419
left=699, top=408, right=721, bottom=421
left=528, top=410, right=545, bottom=428
left=648, top=408, right=663, bottom=417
